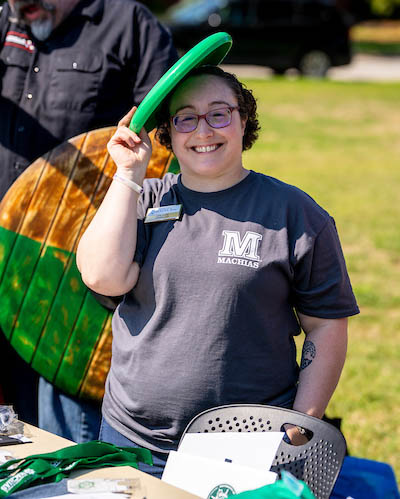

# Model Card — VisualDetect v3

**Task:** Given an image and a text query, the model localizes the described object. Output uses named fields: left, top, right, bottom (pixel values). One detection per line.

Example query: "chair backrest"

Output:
left=178, top=404, right=347, bottom=499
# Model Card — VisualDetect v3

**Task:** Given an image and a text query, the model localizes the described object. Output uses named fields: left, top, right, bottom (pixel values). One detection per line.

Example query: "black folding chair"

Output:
left=178, top=404, right=347, bottom=499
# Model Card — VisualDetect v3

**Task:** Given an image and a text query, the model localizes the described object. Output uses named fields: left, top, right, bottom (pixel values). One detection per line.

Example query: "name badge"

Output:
left=144, top=204, right=182, bottom=223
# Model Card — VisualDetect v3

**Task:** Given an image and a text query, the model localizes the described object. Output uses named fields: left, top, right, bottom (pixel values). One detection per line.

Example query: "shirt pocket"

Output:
left=0, top=46, right=31, bottom=101
left=47, top=50, right=102, bottom=112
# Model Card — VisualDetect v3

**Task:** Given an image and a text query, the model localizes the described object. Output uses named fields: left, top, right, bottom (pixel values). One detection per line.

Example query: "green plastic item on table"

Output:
left=0, top=441, right=152, bottom=497
left=233, top=471, right=316, bottom=499
left=129, top=31, right=232, bottom=133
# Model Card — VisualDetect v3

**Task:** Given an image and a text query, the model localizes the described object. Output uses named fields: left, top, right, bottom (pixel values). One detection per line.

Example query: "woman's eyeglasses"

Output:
left=171, top=106, right=238, bottom=133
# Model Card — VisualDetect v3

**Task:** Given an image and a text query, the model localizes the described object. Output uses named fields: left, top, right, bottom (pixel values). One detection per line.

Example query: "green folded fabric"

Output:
left=0, top=440, right=152, bottom=497
left=234, top=471, right=315, bottom=499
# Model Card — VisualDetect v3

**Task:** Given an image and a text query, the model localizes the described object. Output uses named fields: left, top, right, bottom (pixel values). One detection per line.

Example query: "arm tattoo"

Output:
left=300, top=340, right=316, bottom=370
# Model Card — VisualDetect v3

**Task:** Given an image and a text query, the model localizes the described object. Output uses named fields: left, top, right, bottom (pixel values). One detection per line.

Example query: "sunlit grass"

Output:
left=241, top=77, right=400, bottom=480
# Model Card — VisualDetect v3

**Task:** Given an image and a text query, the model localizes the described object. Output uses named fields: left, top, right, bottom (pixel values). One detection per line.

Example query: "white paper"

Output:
left=67, top=478, right=140, bottom=494
left=9, top=434, right=32, bottom=443
left=178, top=431, right=283, bottom=471
left=0, top=450, right=15, bottom=465
left=162, top=451, right=277, bottom=498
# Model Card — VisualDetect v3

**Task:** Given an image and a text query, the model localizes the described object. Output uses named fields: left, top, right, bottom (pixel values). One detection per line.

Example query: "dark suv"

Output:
left=162, top=0, right=353, bottom=77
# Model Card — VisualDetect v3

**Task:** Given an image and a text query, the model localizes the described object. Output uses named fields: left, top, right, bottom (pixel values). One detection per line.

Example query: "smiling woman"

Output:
left=76, top=64, right=359, bottom=478
left=165, top=73, right=247, bottom=191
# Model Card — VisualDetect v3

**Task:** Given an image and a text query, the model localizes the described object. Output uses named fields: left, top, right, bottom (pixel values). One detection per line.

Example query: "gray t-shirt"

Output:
left=102, top=171, right=359, bottom=452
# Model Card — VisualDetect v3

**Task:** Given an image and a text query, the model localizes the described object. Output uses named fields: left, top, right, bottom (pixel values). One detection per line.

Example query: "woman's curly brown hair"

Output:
left=155, top=65, right=260, bottom=151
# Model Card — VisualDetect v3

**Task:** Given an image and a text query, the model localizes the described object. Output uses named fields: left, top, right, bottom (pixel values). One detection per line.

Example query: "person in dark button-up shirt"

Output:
left=0, top=0, right=177, bottom=198
left=0, top=0, right=177, bottom=441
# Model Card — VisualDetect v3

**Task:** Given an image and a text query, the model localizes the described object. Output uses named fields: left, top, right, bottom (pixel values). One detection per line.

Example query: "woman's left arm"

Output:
left=294, top=313, right=348, bottom=418
left=285, top=314, right=348, bottom=444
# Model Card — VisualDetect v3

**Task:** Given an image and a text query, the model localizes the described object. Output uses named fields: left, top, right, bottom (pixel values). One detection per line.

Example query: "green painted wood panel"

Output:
left=0, top=227, right=112, bottom=396
left=54, top=291, right=110, bottom=396
left=10, top=244, right=70, bottom=362
left=0, top=227, right=42, bottom=341
left=31, top=257, right=89, bottom=381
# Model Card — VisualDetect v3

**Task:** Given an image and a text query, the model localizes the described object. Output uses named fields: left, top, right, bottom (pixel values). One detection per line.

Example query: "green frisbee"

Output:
left=129, top=32, right=232, bottom=133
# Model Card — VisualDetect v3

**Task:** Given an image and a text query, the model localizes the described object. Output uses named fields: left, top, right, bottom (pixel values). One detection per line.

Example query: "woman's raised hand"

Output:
left=107, top=106, right=153, bottom=178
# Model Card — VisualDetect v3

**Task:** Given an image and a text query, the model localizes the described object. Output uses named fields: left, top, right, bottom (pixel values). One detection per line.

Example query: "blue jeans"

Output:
left=99, top=418, right=168, bottom=479
left=38, top=377, right=101, bottom=443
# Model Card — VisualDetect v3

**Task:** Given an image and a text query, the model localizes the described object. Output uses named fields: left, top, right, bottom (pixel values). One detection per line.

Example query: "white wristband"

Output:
left=113, top=173, right=143, bottom=195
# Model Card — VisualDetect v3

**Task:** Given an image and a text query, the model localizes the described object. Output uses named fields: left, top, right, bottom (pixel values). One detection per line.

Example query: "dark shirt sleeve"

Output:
left=0, top=4, right=10, bottom=95
left=0, top=4, right=8, bottom=39
left=292, top=217, right=359, bottom=319
left=131, top=4, right=178, bottom=104
left=133, top=181, right=154, bottom=266
left=134, top=219, right=148, bottom=267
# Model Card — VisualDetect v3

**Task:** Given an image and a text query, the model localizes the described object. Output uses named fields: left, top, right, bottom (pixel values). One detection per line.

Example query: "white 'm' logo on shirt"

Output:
left=217, top=230, right=262, bottom=268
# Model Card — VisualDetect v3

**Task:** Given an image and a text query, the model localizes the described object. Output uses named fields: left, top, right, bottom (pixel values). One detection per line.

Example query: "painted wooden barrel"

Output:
left=0, top=127, right=175, bottom=401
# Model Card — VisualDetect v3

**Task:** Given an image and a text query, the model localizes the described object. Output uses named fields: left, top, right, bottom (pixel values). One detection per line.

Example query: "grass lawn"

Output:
left=241, top=77, right=400, bottom=481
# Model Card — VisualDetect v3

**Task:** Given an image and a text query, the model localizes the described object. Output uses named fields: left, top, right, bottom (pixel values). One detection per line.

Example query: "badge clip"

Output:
left=144, top=204, right=182, bottom=223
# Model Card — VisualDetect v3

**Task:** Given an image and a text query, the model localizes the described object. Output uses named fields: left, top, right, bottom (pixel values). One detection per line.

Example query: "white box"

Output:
left=162, top=451, right=278, bottom=498
left=177, top=431, right=284, bottom=471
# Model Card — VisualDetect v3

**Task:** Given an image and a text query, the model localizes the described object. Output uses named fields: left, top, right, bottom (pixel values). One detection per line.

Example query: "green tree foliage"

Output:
left=370, top=0, right=400, bottom=15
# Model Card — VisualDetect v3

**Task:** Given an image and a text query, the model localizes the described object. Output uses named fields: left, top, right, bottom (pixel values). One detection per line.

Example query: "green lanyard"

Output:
left=0, top=440, right=153, bottom=497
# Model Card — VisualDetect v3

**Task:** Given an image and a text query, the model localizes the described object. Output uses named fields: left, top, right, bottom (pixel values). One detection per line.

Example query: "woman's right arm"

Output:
left=76, top=107, right=152, bottom=296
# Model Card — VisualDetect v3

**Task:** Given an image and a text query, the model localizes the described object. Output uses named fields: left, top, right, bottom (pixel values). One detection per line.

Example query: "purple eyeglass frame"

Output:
left=171, top=106, right=239, bottom=133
